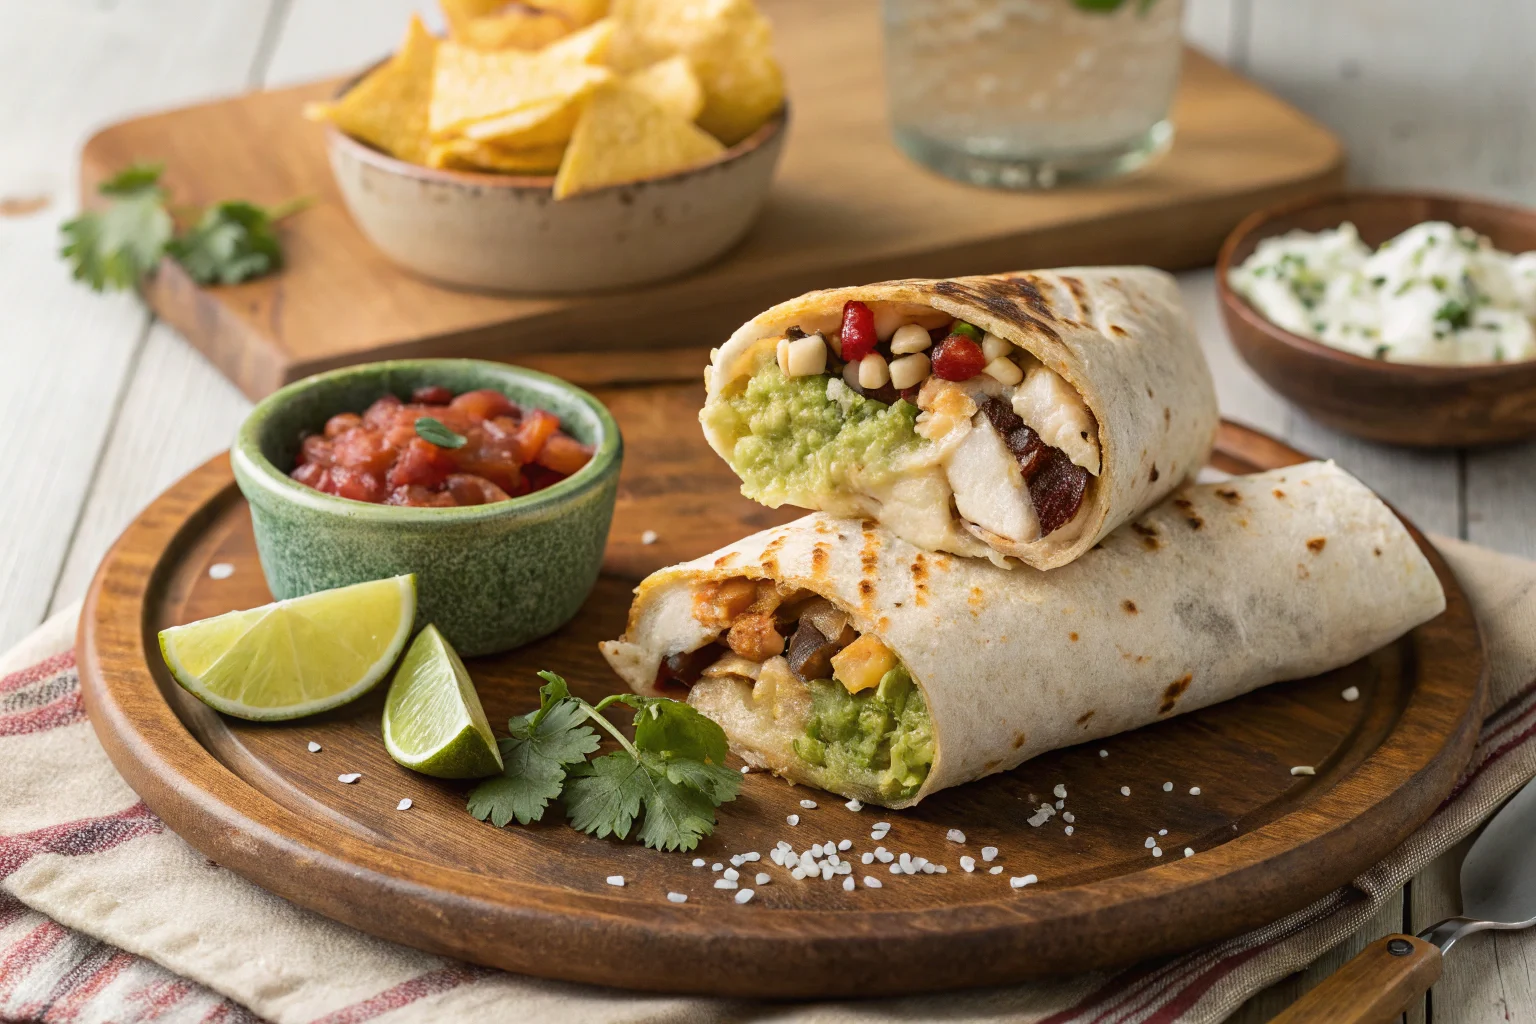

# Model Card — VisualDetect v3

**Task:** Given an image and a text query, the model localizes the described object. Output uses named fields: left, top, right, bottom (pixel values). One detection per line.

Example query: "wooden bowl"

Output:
left=323, top=107, right=787, bottom=295
left=1216, top=191, right=1536, bottom=447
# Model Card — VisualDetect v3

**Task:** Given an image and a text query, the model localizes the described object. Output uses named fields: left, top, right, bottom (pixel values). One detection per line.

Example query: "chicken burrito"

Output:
left=600, top=462, right=1447, bottom=808
left=699, top=267, right=1220, bottom=569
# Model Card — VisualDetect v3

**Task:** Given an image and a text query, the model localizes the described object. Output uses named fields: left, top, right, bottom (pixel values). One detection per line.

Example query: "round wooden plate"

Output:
left=78, top=387, right=1486, bottom=998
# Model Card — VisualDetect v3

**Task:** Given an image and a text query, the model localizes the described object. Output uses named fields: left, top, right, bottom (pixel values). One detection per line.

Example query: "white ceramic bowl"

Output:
left=323, top=106, right=787, bottom=294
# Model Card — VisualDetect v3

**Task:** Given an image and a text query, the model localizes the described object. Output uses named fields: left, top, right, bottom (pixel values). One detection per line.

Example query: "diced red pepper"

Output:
left=362, top=394, right=404, bottom=430
left=328, top=466, right=387, bottom=503
left=292, top=461, right=329, bottom=489
left=839, top=300, right=877, bottom=362
left=323, top=412, right=362, bottom=438
left=299, top=434, right=334, bottom=467
left=535, top=433, right=592, bottom=476
left=512, top=409, right=561, bottom=463
left=411, top=385, right=455, bottom=405
left=931, top=334, right=987, bottom=381
left=386, top=437, right=457, bottom=490
left=331, top=428, right=396, bottom=475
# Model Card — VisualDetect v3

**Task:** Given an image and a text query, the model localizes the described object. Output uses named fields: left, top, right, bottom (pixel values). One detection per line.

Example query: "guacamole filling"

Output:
left=702, top=356, right=923, bottom=509
left=793, top=667, right=933, bottom=801
left=668, top=578, right=934, bottom=804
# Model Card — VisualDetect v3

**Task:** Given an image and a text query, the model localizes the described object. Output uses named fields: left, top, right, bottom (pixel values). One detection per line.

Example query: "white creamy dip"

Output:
left=1229, top=221, right=1536, bottom=364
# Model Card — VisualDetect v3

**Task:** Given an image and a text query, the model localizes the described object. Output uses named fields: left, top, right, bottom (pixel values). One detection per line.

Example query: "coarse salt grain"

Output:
left=1010, top=874, right=1038, bottom=889
left=1162, top=782, right=1173, bottom=792
left=1062, top=812, right=1074, bottom=823
left=1189, top=787, right=1202, bottom=796
left=864, top=876, right=883, bottom=889
left=1053, top=784, right=1067, bottom=799
left=723, top=868, right=738, bottom=881
left=981, top=846, right=998, bottom=862
left=641, top=530, right=658, bottom=545
left=1342, top=686, right=1360, bottom=702
left=338, top=773, right=361, bottom=784
left=1184, top=847, right=1194, bottom=858
left=730, top=855, right=743, bottom=867
left=1099, top=749, right=1109, bottom=758
left=791, top=867, right=807, bottom=880
left=845, top=798, right=863, bottom=812
left=667, top=892, right=688, bottom=903
left=873, top=821, right=891, bottom=832
left=861, top=852, right=873, bottom=864
left=889, top=863, right=902, bottom=875
left=1120, top=786, right=1131, bottom=796
left=842, top=876, right=855, bottom=891
left=1158, top=829, right=1167, bottom=836
left=946, top=829, right=966, bottom=844
left=787, top=814, right=800, bottom=826
left=756, top=873, right=770, bottom=885
left=1152, top=847, right=1163, bottom=858
left=875, top=848, right=894, bottom=863
left=712, top=863, right=723, bottom=872
left=208, top=563, right=234, bottom=580
left=735, top=889, right=754, bottom=904
left=396, top=798, right=412, bottom=811
left=989, top=866, right=1004, bottom=875
left=306, top=741, right=321, bottom=753
left=1291, top=766, right=1316, bottom=776
left=1064, top=826, right=1074, bottom=835
left=607, top=875, right=625, bottom=887
left=821, top=863, right=835, bottom=881
left=1054, top=799, right=1064, bottom=809
left=800, top=799, right=817, bottom=809
left=1144, top=837, right=1156, bottom=849
left=743, top=852, right=761, bottom=862
left=715, top=879, right=738, bottom=890
left=837, top=839, right=851, bottom=851
left=692, top=858, right=705, bottom=867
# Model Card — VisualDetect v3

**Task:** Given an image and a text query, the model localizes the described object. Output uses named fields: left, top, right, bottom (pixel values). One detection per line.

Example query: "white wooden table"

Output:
left=1, top=2, right=1531, bottom=1020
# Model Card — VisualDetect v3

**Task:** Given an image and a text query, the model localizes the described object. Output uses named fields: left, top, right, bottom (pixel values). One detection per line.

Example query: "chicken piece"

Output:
left=944, top=411, right=1040, bottom=544
left=1010, top=365, right=1101, bottom=475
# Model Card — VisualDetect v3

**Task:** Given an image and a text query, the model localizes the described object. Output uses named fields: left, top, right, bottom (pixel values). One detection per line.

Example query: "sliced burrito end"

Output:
left=699, top=267, right=1220, bottom=570
left=601, top=462, right=1446, bottom=809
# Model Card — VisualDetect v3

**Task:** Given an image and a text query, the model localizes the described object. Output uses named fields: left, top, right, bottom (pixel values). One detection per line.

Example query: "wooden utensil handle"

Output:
left=1269, top=935, right=1442, bottom=1024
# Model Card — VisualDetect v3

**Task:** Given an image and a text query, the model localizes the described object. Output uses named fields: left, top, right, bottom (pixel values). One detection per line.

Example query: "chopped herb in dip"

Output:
left=1229, top=221, right=1536, bottom=364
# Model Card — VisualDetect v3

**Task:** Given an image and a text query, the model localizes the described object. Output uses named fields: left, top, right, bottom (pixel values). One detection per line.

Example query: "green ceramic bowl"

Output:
left=232, top=359, right=621, bottom=657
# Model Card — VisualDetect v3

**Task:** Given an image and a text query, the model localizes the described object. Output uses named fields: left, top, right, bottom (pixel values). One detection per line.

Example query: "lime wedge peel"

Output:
left=382, top=624, right=503, bottom=780
left=159, top=575, right=417, bottom=721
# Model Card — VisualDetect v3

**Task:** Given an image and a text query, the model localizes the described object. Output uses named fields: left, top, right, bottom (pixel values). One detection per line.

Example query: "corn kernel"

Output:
left=831, top=634, right=897, bottom=693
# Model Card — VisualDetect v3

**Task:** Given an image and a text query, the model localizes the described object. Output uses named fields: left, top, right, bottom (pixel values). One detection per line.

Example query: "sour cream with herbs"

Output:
left=1229, top=221, right=1536, bottom=364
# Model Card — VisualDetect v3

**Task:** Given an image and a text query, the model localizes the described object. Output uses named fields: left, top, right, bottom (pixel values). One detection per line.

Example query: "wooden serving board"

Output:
left=78, top=389, right=1485, bottom=998
left=78, top=0, right=1344, bottom=400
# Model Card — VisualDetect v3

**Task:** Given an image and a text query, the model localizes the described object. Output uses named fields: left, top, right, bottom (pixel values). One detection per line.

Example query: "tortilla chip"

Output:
left=624, top=55, right=704, bottom=123
left=318, top=15, right=438, bottom=164
left=608, top=0, right=783, bottom=145
left=458, top=8, right=574, bottom=50
left=552, top=80, right=724, bottom=199
left=540, top=18, right=616, bottom=64
left=429, top=138, right=567, bottom=174
left=429, top=27, right=614, bottom=138
left=461, top=95, right=583, bottom=147
left=440, top=0, right=509, bottom=37
left=530, top=0, right=609, bottom=26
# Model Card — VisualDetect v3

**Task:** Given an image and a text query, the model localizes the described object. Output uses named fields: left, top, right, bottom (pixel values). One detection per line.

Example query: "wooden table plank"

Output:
left=0, top=0, right=278, bottom=652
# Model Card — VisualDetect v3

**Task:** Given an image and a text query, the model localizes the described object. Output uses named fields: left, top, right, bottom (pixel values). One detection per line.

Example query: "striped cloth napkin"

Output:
left=3, top=535, right=1534, bottom=1024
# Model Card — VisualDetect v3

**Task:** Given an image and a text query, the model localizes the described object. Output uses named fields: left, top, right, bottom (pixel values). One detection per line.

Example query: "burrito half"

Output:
left=600, top=462, right=1446, bottom=808
left=699, top=267, right=1219, bottom=569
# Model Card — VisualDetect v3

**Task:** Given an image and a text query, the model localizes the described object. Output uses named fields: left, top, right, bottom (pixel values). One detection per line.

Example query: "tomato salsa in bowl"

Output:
left=233, top=359, right=621, bottom=657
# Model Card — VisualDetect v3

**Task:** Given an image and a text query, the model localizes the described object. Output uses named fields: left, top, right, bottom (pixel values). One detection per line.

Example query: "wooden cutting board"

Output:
left=77, top=394, right=1484, bottom=998
left=78, top=0, right=1343, bottom=400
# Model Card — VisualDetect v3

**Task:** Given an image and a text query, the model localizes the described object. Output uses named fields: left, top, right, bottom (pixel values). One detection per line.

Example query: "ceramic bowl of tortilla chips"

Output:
left=313, top=12, right=789, bottom=295
left=324, top=105, right=786, bottom=294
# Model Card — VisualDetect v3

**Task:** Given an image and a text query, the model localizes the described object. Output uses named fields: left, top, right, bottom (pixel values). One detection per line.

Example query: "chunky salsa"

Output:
left=290, top=386, right=592, bottom=506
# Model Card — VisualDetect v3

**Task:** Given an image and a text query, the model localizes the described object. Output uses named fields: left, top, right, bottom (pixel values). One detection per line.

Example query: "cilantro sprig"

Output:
left=60, top=164, right=308, bottom=292
left=468, top=672, right=742, bottom=852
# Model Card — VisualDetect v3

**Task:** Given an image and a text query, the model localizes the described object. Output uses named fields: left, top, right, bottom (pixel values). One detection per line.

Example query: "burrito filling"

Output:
left=655, top=576, right=934, bottom=802
left=702, top=301, right=1101, bottom=563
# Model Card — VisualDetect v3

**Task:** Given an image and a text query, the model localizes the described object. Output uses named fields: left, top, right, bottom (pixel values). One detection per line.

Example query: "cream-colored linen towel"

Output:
left=2, top=536, right=1533, bottom=1024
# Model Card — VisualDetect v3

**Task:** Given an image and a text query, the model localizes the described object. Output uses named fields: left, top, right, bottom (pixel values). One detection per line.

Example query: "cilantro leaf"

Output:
left=564, top=751, right=645, bottom=840
left=467, top=697, right=598, bottom=827
left=625, top=695, right=730, bottom=766
left=632, top=755, right=720, bottom=853
left=657, top=754, right=742, bottom=805
left=60, top=164, right=172, bottom=292
left=168, top=197, right=309, bottom=286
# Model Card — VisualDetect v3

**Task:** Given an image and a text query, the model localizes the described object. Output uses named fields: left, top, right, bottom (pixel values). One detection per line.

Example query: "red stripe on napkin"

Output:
left=0, top=803, right=163, bottom=881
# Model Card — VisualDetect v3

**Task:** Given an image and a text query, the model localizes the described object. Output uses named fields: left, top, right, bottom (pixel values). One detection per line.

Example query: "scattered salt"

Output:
left=989, top=866, right=1004, bottom=875
left=946, top=829, right=966, bottom=844
left=1189, top=787, right=1202, bottom=796
left=715, top=879, right=738, bottom=890
left=1291, top=766, right=1316, bottom=776
left=735, top=889, right=754, bottom=904
left=837, top=839, right=852, bottom=851
left=861, top=852, right=873, bottom=864
left=641, top=530, right=659, bottom=545
left=723, top=868, right=739, bottom=881
left=606, top=875, right=625, bottom=887
left=1184, top=847, right=1194, bottom=858
left=845, top=798, right=863, bottom=812
left=787, top=814, right=800, bottom=826
left=1152, top=847, right=1163, bottom=858
left=743, top=852, right=761, bottom=862
left=873, top=821, right=891, bottom=832
left=692, top=858, right=705, bottom=867
left=730, top=855, right=744, bottom=867
left=396, top=798, right=412, bottom=811
left=740, top=766, right=751, bottom=774
left=1010, top=874, right=1038, bottom=889
left=1162, top=782, right=1173, bottom=792
left=208, top=563, right=234, bottom=580
left=1120, top=786, right=1131, bottom=796
left=1144, top=837, right=1155, bottom=849
left=756, top=873, right=770, bottom=885
left=1099, top=749, right=1109, bottom=758
left=889, top=863, right=902, bottom=875
left=1158, top=829, right=1167, bottom=836
left=1064, top=825, right=1074, bottom=836
left=875, top=848, right=894, bottom=864
left=1053, top=784, right=1067, bottom=799
left=338, top=773, right=361, bottom=784
left=306, top=741, right=321, bottom=753
left=1062, top=812, right=1075, bottom=823
left=799, top=799, right=817, bottom=809
left=1342, top=686, right=1360, bottom=702
left=981, top=846, right=998, bottom=862
left=864, top=876, right=883, bottom=889
left=712, top=863, right=723, bottom=872
left=667, top=892, right=688, bottom=903
left=843, top=876, right=855, bottom=891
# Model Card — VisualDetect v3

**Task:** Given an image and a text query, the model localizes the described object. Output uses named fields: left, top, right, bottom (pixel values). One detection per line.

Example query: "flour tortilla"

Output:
left=700, top=267, right=1220, bottom=570
left=600, top=462, right=1447, bottom=808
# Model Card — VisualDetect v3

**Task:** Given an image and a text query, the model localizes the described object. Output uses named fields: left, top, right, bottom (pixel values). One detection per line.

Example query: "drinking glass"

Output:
left=883, top=0, right=1185, bottom=188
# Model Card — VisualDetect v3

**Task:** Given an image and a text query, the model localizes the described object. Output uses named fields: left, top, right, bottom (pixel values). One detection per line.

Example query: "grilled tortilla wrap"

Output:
left=600, top=462, right=1446, bottom=808
left=699, top=267, right=1219, bottom=570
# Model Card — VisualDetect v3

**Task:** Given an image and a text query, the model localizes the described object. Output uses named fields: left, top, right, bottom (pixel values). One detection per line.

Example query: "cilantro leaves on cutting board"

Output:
left=61, top=163, right=309, bottom=291
left=468, top=672, right=743, bottom=853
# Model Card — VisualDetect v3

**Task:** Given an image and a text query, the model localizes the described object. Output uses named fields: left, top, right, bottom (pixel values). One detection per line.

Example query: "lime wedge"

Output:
left=382, top=624, right=503, bottom=779
left=159, top=575, right=417, bottom=721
